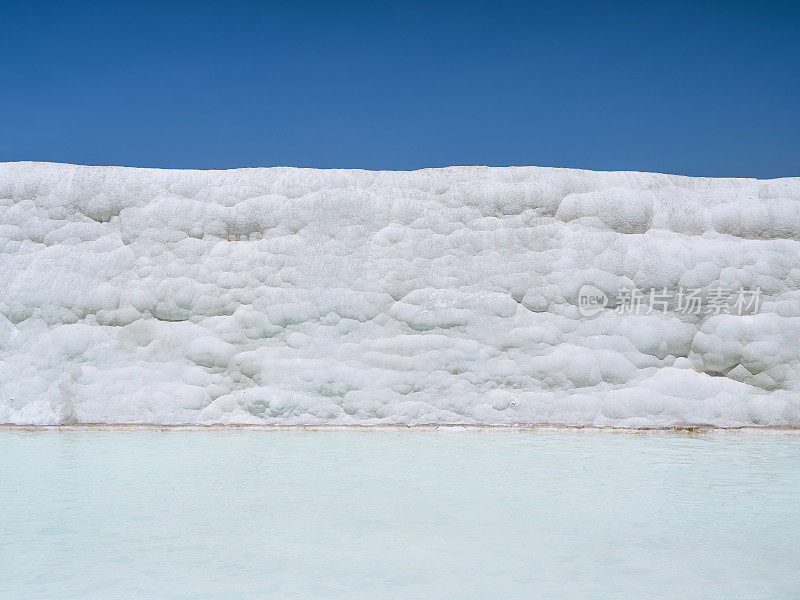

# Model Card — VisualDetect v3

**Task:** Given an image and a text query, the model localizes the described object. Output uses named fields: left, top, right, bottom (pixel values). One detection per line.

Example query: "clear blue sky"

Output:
left=1, top=0, right=798, bottom=177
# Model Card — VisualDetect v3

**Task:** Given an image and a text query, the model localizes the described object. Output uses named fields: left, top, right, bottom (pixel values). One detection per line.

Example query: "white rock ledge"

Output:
left=1, top=162, right=799, bottom=427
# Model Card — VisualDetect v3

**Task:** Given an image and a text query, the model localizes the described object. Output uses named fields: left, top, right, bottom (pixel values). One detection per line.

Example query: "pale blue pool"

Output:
left=1, top=430, right=798, bottom=599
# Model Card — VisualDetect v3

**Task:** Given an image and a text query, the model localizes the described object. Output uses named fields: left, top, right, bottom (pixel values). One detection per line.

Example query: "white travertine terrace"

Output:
left=1, top=162, right=799, bottom=426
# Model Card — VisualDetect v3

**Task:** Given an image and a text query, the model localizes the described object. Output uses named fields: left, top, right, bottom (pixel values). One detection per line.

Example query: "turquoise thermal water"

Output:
left=1, top=430, right=799, bottom=599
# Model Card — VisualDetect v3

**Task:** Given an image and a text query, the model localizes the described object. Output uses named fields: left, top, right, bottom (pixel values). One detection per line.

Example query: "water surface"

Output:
left=2, top=430, right=798, bottom=599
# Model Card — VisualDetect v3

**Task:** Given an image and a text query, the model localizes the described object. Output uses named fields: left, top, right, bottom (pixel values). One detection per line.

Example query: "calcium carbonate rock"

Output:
left=1, top=162, right=799, bottom=427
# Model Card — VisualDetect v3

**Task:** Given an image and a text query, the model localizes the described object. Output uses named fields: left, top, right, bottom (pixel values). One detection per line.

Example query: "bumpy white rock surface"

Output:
left=1, top=162, right=799, bottom=426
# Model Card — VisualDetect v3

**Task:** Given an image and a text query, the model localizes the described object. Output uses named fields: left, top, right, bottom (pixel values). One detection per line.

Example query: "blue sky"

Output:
left=1, top=0, right=798, bottom=177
